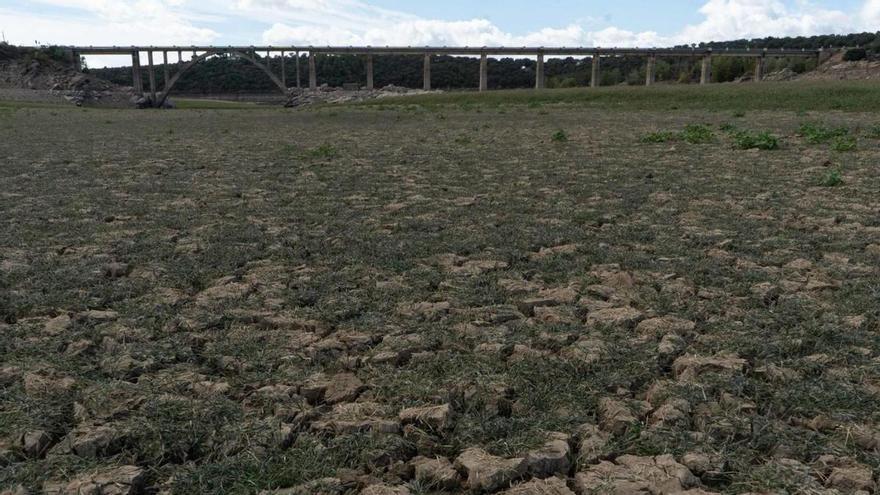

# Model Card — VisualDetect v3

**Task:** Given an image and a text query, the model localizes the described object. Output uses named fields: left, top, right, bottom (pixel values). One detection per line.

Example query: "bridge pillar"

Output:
left=162, top=51, right=169, bottom=90
left=177, top=50, right=183, bottom=67
left=366, top=54, right=374, bottom=90
left=70, top=50, right=82, bottom=72
left=131, top=51, right=143, bottom=95
left=147, top=51, right=157, bottom=106
left=423, top=53, right=431, bottom=91
left=700, top=55, right=712, bottom=84
left=646, top=55, right=656, bottom=86
left=479, top=53, right=488, bottom=92
left=754, top=55, right=765, bottom=82
left=591, top=54, right=600, bottom=88
left=535, top=53, right=545, bottom=89
left=295, top=51, right=301, bottom=89
left=281, top=52, right=286, bottom=88
left=309, top=53, right=317, bottom=90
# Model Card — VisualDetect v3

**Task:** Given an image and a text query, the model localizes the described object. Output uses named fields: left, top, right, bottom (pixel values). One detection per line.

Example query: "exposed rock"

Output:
left=454, top=447, right=527, bottom=492
left=598, top=398, right=640, bottom=435
left=635, top=316, right=695, bottom=337
left=396, top=301, right=451, bottom=321
left=681, top=452, right=712, bottom=476
left=559, top=337, right=606, bottom=365
left=572, top=455, right=699, bottom=494
left=20, top=430, right=52, bottom=458
left=399, top=404, right=451, bottom=430
left=44, top=314, right=72, bottom=335
left=300, top=373, right=364, bottom=405
left=499, top=477, right=576, bottom=495
left=575, top=424, right=611, bottom=465
left=524, top=433, right=571, bottom=478
left=671, top=353, right=746, bottom=382
left=43, top=465, right=144, bottom=495
left=360, top=484, right=411, bottom=495
left=51, top=423, right=127, bottom=458
left=102, top=262, right=131, bottom=278
left=814, top=455, right=875, bottom=492
left=531, top=244, right=578, bottom=260
left=23, top=372, right=75, bottom=395
left=411, top=456, right=461, bottom=490
left=518, top=297, right=559, bottom=317
left=586, top=307, right=644, bottom=329
left=648, top=399, right=692, bottom=429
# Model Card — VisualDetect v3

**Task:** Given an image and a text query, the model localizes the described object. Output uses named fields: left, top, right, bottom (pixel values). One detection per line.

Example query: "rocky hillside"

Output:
left=0, top=44, right=130, bottom=106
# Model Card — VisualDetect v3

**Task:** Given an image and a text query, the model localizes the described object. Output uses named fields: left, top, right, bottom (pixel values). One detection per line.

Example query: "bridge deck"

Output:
left=63, top=45, right=821, bottom=58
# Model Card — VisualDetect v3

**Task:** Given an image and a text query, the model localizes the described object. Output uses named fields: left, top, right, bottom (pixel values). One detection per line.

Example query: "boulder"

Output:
left=411, top=456, right=461, bottom=490
left=454, top=447, right=527, bottom=492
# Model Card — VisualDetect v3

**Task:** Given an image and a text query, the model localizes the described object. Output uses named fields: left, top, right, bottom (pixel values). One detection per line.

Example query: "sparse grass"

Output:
left=304, top=143, right=340, bottom=159
left=641, top=124, right=713, bottom=144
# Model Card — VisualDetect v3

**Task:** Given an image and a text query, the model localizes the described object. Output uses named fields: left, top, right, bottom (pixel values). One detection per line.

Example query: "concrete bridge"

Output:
left=63, top=45, right=824, bottom=107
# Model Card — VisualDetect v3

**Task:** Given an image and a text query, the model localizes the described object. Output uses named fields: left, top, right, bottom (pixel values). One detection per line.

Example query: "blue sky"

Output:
left=0, top=0, right=876, bottom=66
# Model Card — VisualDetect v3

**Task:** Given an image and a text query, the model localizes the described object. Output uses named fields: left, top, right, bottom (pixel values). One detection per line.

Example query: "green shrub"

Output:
left=642, top=131, right=677, bottom=143
left=843, top=48, right=868, bottom=62
left=305, top=144, right=339, bottom=159
left=867, top=125, right=880, bottom=139
left=799, top=123, right=849, bottom=144
left=831, top=135, right=857, bottom=152
left=733, top=130, right=780, bottom=150
left=551, top=130, right=568, bottom=142
left=681, top=124, right=715, bottom=144
left=821, top=168, right=844, bottom=187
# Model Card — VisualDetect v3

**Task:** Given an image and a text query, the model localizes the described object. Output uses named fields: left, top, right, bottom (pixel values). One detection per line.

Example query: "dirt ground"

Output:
left=1, top=99, right=879, bottom=494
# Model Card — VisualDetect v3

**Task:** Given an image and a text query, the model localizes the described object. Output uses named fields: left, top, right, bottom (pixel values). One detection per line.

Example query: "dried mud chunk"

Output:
left=671, top=353, right=745, bottom=382
left=636, top=316, right=695, bottom=337
left=454, top=447, right=527, bottom=492
left=572, top=455, right=699, bottom=495
left=43, top=465, right=145, bottom=495
left=500, top=477, right=576, bottom=495
left=586, top=307, right=644, bottom=329
left=598, top=398, right=641, bottom=435
left=398, top=404, right=452, bottom=430
left=411, top=456, right=461, bottom=490
left=523, top=433, right=571, bottom=478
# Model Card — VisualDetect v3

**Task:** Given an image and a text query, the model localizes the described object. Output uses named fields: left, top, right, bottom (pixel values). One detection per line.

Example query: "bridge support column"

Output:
left=295, top=51, right=301, bottom=89
left=131, top=51, right=143, bottom=96
left=700, top=55, right=712, bottom=84
left=479, top=53, right=488, bottom=92
left=366, top=54, right=374, bottom=90
left=535, top=53, right=545, bottom=89
left=423, top=54, right=431, bottom=91
left=754, top=56, right=765, bottom=82
left=591, top=55, right=600, bottom=88
left=162, top=51, right=169, bottom=90
left=71, top=50, right=82, bottom=72
left=309, top=53, right=317, bottom=90
left=177, top=50, right=183, bottom=67
left=147, top=51, right=157, bottom=106
left=646, top=55, right=656, bottom=86
left=281, top=52, right=286, bottom=88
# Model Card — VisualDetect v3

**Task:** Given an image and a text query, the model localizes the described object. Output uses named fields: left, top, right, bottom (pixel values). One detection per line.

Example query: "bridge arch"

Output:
left=157, top=49, right=288, bottom=107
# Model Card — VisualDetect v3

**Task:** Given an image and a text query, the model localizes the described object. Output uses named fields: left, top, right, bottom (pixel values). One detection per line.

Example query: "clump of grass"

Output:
left=551, top=130, right=568, bottom=142
left=732, top=130, right=780, bottom=150
left=305, top=143, right=340, bottom=159
left=642, top=131, right=678, bottom=143
left=719, top=123, right=737, bottom=132
left=831, top=135, right=857, bottom=152
left=798, top=123, right=849, bottom=144
left=681, top=124, right=715, bottom=144
left=820, top=168, right=844, bottom=187
left=867, top=125, right=880, bottom=139
left=642, top=125, right=714, bottom=144
left=733, top=111, right=746, bottom=118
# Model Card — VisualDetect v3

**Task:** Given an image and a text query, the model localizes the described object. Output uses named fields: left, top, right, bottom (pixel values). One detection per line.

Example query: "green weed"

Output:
left=831, top=135, right=857, bottom=152
left=551, top=130, right=568, bottom=142
left=732, top=130, right=780, bottom=150
left=798, top=123, right=849, bottom=144
left=821, top=168, right=844, bottom=187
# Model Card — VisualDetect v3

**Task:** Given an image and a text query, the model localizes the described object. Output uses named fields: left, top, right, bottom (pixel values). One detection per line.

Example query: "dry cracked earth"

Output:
left=1, top=102, right=879, bottom=494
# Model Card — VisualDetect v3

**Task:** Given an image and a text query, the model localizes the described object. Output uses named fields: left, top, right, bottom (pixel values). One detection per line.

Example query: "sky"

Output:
left=0, top=0, right=877, bottom=67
